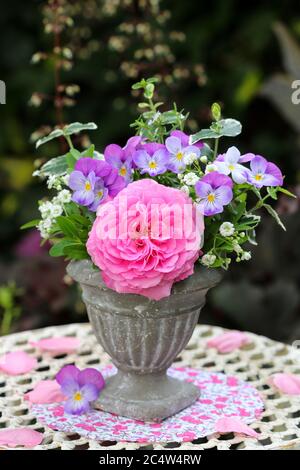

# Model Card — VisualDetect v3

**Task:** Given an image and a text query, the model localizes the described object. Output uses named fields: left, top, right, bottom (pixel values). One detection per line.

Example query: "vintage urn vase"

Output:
left=67, top=260, right=221, bottom=422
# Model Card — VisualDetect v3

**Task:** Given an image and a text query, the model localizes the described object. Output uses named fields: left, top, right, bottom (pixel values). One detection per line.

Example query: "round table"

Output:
left=0, top=323, right=300, bottom=450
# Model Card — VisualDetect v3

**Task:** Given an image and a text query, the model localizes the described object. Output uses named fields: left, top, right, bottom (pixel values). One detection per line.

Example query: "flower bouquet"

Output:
left=23, top=78, right=293, bottom=421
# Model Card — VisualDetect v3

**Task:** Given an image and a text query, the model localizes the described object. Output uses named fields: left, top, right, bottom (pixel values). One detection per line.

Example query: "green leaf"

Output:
left=36, top=129, right=64, bottom=148
left=277, top=187, right=297, bottom=198
left=56, top=216, right=78, bottom=239
left=190, top=118, right=242, bottom=144
left=81, top=145, right=95, bottom=158
left=138, top=102, right=150, bottom=109
left=190, top=128, right=221, bottom=143
left=144, top=83, right=155, bottom=99
left=263, top=204, right=286, bottom=231
left=63, top=122, right=97, bottom=136
left=20, top=219, right=40, bottom=230
left=64, top=244, right=89, bottom=260
left=40, top=154, right=68, bottom=176
left=66, top=152, right=77, bottom=170
left=218, top=118, right=242, bottom=137
left=267, top=187, right=278, bottom=200
left=49, top=239, right=72, bottom=257
left=70, top=148, right=81, bottom=159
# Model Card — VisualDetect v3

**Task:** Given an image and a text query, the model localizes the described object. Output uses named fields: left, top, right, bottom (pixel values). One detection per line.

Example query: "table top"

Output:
left=0, top=323, right=300, bottom=450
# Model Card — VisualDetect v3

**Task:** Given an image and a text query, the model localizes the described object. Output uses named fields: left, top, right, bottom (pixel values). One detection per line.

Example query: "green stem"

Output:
left=213, top=138, right=219, bottom=159
left=64, top=134, right=74, bottom=150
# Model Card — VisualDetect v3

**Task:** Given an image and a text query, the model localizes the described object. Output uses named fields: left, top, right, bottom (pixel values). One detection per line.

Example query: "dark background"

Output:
left=0, top=0, right=299, bottom=341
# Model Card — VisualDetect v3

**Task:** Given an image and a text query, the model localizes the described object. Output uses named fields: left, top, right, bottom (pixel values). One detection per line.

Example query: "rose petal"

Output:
left=207, top=331, right=250, bottom=353
left=0, top=351, right=37, bottom=375
left=0, top=428, right=43, bottom=448
left=215, top=417, right=260, bottom=438
left=271, top=373, right=300, bottom=395
left=30, top=337, right=80, bottom=354
left=24, top=380, right=66, bottom=404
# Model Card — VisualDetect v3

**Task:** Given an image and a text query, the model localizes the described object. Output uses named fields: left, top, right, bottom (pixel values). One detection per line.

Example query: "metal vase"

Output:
left=67, top=260, right=221, bottom=422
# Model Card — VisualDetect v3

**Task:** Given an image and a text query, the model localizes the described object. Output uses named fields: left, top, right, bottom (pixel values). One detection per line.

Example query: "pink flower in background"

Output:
left=87, top=179, right=203, bottom=300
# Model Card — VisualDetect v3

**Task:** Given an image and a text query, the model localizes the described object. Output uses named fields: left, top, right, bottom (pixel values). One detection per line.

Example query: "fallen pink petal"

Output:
left=0, top=428, right=43, bottom=448
left=30, top=337, right=80, bottom=354
left=271, top=373, right=300, bottom=395
left=207, top=331, right=250, bottom=353
left=0, top=351, right=37, bottom=375
left=215, top=417, right=260, bottom=438
left=24, top=380, right=66, bottom=404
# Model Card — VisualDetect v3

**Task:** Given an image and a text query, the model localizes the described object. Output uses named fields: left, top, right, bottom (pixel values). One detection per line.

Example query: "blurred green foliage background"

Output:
left=0, top=0, right=300, bottom=341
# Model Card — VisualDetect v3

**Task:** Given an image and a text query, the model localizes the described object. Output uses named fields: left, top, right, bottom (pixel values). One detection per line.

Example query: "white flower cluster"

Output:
left=219, top=221, right=235, bottom=237
left=37, top=175, right=72, bottom=239
left=201, top=253, right=216, bottom=267
left=183, top=172, right=199, bottom=186
left=183, top=152, right=198, bottom=165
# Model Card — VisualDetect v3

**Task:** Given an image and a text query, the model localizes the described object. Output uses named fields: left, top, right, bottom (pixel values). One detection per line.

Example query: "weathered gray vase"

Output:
left=67, top=260, right=221, bottom=422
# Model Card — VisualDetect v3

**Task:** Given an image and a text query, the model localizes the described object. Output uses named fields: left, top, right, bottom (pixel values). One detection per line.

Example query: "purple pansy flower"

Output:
left=170, top=130, right=204, bottom=149
left=133, top=144, right=169, bottom=176
left=56, top=365, right=105, bottom=415
left=69, top=158, right=125, bottom=211
left=104, top=136, right=142, bottom=184
left=195, top=171, right=233, bottom=216
left=215, top=146, right=249, bottom=183
left=165, top=132, right=201, bottom=173
left=246, top=155, right=283, bottom=188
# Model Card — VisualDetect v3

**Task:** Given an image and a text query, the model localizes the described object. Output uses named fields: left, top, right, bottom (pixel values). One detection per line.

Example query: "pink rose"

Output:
left=86, top=179, right=203, bottom=300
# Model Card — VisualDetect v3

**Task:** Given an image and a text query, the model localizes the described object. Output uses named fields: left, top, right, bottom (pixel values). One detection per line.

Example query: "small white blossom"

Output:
left=205, top=163, right=218, bottom=173
left=37, top=219, right=52, bottom=239
left=183, top=152, right=198, bottom=165
left=241, top=251, right=252, bottom=261
left=51, top=204, right=63, bottom=218
left=47, top=175, right=62, bottom=190
left=201, top=253, right=216, bottom=267
left=200, top=155, right=208, bottom=164
left=219, top=222, right=235, bottom=237
left=183, top=172, right=199, bottom=186
left=233, top=242, right=243, bottom=253
left=180, top=185, right=190, bottom=195
left=39, top=201, right=53, bottom=219
left=56, top=189, right=72, bottom=204
left=177, top=174, right=184, bottom=181
left=62, top=174, right=70, bottom=185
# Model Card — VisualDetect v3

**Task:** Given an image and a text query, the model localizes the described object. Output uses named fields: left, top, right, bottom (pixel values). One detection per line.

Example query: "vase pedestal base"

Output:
left=94, top=369, right=200, bottom=423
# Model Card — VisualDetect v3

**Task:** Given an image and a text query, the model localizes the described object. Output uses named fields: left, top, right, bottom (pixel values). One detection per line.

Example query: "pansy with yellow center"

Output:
left=195, top=171, right=233, bottom=216
left=133, top=146, right=168, bottom=177
left=214, top=146, right=249, bottom=184
left=247, top=155, right=283, bottom=189
left=56, top=365, right=105, bottom=415
left=165, top=134, right=200, bottom=174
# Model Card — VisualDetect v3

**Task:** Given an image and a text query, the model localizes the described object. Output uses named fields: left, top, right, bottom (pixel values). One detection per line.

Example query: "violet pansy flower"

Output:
left=69, top=158, right=125, bottom=211
left=246, top=155, right=283, bottom=189
left=165, top=133, right=201, bottom=173
left=133, top=144, right=169, bottom=176
left=214, top=146, right=249, bottom=184
left=195, top=171, right=233, bottom=216
left=56, top=365, right=105, bottom=415
left=104, top=136, right=142, bottom=184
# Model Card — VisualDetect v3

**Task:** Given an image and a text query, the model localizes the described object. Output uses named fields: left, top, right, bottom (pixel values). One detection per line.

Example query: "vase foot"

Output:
left=93, top=369, right=200, bottom=422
